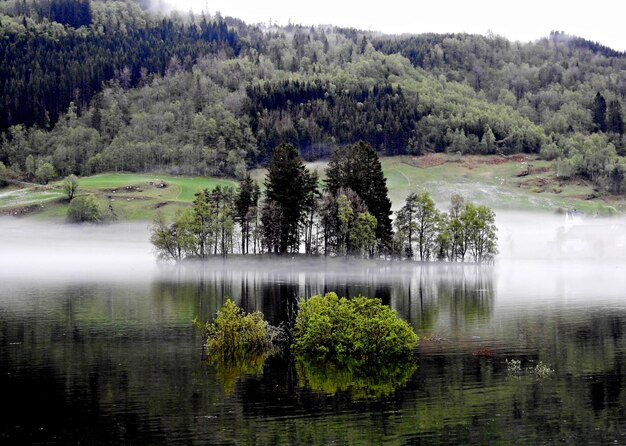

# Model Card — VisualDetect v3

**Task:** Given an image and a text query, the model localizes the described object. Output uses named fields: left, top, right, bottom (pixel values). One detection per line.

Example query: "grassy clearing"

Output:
left=1, top=154, right=623, bottom=220
left=0, top=173, right=236, bottom=221
left=381, top=155, right=622, bottom=215
left=78, top=174, right=236, bottom=202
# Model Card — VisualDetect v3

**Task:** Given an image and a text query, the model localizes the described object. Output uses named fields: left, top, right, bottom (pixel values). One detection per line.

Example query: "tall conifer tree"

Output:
left=325, top=141, right=392, bottom=247
left=262, top=144, right=314, bottom=253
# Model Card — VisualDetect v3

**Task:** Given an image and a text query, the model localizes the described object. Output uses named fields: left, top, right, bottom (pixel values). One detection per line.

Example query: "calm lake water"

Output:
left=1, top=216, right=626, bottom=445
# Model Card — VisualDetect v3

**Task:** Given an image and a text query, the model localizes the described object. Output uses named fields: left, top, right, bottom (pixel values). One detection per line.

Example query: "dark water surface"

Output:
left=1, top=220, right=626, bottom=444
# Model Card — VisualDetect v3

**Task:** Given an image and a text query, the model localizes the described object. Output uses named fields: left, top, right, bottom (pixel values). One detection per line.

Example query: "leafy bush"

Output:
left=292, top=292, right=418, bottom=368
left=62, top=174, right=79, bottom=201
left=196, top=299, right=286, bottom=393
left=67, top=194, right=102, bottom=223
left=0, top=161, right=7, bottom=187
left=200, top=299, right=285, bottom=359
left=35, top=162, right=56, bottom=184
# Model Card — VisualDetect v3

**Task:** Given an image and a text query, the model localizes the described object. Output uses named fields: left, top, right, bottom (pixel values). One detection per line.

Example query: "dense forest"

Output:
left=0, top=0, right=625, bottom=194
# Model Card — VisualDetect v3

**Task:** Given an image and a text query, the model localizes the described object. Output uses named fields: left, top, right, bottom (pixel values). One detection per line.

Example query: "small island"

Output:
left=151, top=141, right=498, bottom=263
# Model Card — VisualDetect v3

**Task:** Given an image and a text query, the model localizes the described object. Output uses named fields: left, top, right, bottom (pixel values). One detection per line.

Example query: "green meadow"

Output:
left=0, top=155, right=622, bottom=221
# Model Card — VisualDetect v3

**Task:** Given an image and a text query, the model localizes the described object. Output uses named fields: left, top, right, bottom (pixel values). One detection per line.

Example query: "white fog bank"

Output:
left=1, top=211, right=625, bottom=284
left=0, top=218, right=156, bottom=282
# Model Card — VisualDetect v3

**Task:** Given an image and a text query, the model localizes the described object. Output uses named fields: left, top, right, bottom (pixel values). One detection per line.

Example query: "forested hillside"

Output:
left=1, top=0, right=625, bottom=193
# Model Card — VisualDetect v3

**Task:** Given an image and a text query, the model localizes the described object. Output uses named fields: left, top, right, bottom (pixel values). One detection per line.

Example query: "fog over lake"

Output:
left=2, top=211, right=625, bottom=288
left=2, top=212, right=626, bottom=444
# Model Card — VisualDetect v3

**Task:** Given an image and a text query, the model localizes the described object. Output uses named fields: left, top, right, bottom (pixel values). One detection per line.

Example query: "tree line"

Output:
left=151, top=141, right=497, bottom=262
left=1, top=2, right=626, bottom=196
left=0, top=0, right=239, bottom=133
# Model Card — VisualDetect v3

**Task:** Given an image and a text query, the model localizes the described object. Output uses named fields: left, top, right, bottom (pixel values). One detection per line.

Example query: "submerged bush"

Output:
left=200, top=299, right=285, bottom=358
left=293, top=292, right=418, bottom=368
left=195, top=299, right=286, bottom=393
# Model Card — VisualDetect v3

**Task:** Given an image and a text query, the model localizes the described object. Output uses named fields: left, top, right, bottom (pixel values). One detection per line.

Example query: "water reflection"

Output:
left=296, top=358, right=417, bottom=400
left=208, top=352, right=269, bottom=395
left=1, top=259, right=626, bottom=444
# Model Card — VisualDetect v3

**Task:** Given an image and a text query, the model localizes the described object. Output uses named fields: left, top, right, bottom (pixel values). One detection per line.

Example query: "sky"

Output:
left=168, top=0, right=626, bottom=52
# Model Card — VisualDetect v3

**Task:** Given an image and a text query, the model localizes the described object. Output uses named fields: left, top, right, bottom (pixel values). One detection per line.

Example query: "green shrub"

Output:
left=0, top=161, right=7, bottom=187
left=62, top=174, right=79, bottom=201
left=200, top=299, right=285, bottom=359
left=197, top=299, right=286, bottom=394
left=67, top=194, right=102, bottom=223
left=35, top=162, right=56, bottom=184
left=293, top=292, right=418, bottom=368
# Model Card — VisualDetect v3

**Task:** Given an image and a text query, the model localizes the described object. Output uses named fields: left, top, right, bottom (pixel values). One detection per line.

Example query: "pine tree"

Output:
left=262, top=143, right=313, bottom=253
left=325, top=141, right=392, bottom=248
left=593, top=92, right=607, bottom=132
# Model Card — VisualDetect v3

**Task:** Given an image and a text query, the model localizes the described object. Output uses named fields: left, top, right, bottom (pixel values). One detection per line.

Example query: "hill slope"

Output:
left=0, top=1, right=625, bottom=196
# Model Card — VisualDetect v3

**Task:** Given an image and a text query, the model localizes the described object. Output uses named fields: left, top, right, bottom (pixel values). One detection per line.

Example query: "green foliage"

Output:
left=460, top=202, right=499, bottom=263
left=350, top=212, right=377, bottom=257
left=293, top=292, right=418, bottom=368
left=607, top=100, right=624, bottom=135
left=0, top=161, right=7, bottom=187
left=394, top=193, right=497, bottom=263
left=35, top=162, right=56, bottom=184
left=0, top=7, right=239, bottom=135
left=262, top=143, right=316, bottom=253
left=4, top=9, right=626, bottom=196
left=234, top=174, right=261, bottom=254
left=196, top=299, right=286, bottom=394
left=326, top=141, right=392, bottom=246
left=395, top=192, right=442, bottom=260
left=151, top=185, right=238, bottom=259
left=203, top=299, right=277, bottom=358
left=593, top=92, right=607, bottom=133
left=67, top=194, right=102, bottom=223
left=62, top=174, right=79, bottom=201
left=150, top=211, right=190, bottom=261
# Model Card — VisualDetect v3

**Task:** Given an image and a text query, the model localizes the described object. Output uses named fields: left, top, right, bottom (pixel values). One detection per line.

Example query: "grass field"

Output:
left=0, top=154, right=623, bottom=221
left=380, top=155, right=621, bottom=214
left=0, top=173, right=236, bottom=220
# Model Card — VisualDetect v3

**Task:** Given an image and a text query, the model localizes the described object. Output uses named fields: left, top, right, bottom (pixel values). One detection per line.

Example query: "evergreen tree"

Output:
left=325, top=141, right=392, bottom=247
left=262, top=143, right=312, bottom=253
left=607, top=100, right=624, bottom=135
left=593, top=92, right=607, bottom=132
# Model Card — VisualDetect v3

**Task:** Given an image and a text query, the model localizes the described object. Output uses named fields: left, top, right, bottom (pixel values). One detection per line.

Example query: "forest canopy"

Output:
left=0, top=1, right=625, bottom=193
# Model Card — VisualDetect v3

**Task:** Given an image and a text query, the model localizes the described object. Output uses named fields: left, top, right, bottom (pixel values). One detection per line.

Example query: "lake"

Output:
left=1, top=214, right=626, bottom=445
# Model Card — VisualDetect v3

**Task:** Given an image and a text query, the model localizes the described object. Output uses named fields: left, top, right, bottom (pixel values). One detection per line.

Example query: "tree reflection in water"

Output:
left=296, top=357, right=417, bottom=400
